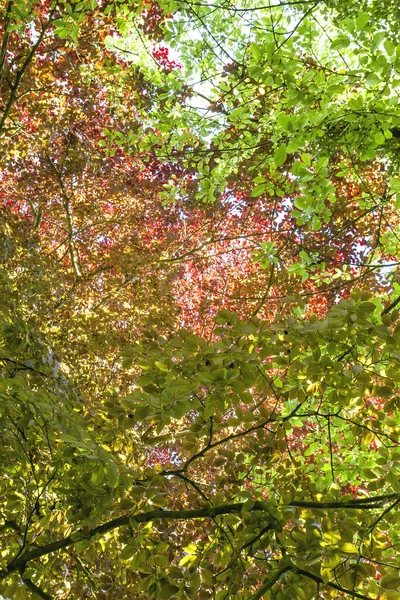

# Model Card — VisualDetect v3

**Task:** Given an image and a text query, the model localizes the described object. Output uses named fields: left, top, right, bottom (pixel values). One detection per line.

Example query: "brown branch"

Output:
left=47, top=157, right=83, bottom=278
left=290, top=562, right=374, bottom=600
left=381, top=294, right=400, bottom=315
left=0, top=3, right=58, bottom=132
left=367, top=498, right=400, bottom=535
left=181, top=1, right=320, bottom=15
left=2, top=495, right=398, bottom=582
left=0, top=357, right=49, bottom=378
left=252, top=261, right=275, bottom=316
left=273, top=1, right=321, bottom=54
left=0, top=502, right=277, bottom=580
left=20, top=574, right=53, bottom=600
left=162, top=396, right=301, bottom=477
left=0, top=0, right=14, bottom=92
left=289, top=493, right=400, bottom=509
left=249, top=564, right=293, bottom=599
left=174, top=417, right=274, bottom=473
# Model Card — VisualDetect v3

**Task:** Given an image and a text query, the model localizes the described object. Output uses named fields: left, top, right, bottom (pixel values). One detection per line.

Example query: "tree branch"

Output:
left=18, top=565, right=53, bottom=600
left=2, top=494, right=398, bottom=581
left=289, top=493, right=400, bottom=509
left=47, top=156, right=83, bottom=278
left=290, top=562, right=374, bottom=600
left=0, top=1, right=14, bottom=92
left=0, top=2, right=58, bottom=132
left=249, top=564, right=293, bottom=599
left=381, top=294, right=400, bottom=315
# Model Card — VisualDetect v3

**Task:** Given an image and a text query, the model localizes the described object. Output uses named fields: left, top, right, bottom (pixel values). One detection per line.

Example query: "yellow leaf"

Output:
left=155, top=361, right=169, bottom=371
left=340, top=543, right=357, bottom=554
left=324, top=531, right=341, bottom=545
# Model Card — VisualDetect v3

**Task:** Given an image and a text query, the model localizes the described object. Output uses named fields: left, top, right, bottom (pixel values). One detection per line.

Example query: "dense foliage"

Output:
left=0, top=0, right=400, bottom=598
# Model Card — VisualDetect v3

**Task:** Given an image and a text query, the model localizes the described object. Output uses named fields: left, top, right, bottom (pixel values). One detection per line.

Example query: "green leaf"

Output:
left=75, top=539, right=91, bottom=552
left=380, top=574, right=400, bottom=590
left=135, top=404, right=150, bottom=421
left=277, top=112, right=291, bottom=131
left=183, top=542, right=197, bottom=554
left=366, top=73, right=381, bottom=86
left=120, top=545, right=137, bottom=560
left=252, top=183, right=267, bottom=197
left=312, top=217, right=322, bottom=231
left=323, top=531, right=341, bottom=545
left=241, top=499, right=256, bottom=512
left=355, top=12, right=369, bottom=29
left=331, top=35, right=350, bottom=50
left=159, top=585, right=180, bottom=599
left=170, top=399, right=191, bottom=418
left=374, top=131, right=385, bottom=145
left=274, top=144, right=287, bottom=168
left=155, top=361, right=169, bottom=372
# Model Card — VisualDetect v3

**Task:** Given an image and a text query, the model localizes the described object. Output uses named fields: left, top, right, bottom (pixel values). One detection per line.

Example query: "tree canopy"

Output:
left=0, top=0, right=400, bottom=598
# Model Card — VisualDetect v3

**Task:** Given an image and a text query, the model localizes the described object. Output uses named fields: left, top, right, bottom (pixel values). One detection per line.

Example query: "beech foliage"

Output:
left=0, top=0, right=400, bottom=598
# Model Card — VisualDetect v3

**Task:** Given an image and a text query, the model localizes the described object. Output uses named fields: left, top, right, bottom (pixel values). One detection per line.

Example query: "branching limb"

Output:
left=18, top=565, right=53, bottom=600
left=249, top=563, right=293, bottom=599
left=290, top=562, right=374, bottom=600
left=47, top=157, right=83, bottom=278
left=0, top=0, right=14, bottom=91
left=367, top=498, right=400, bottom=535
left=381, top=294, right=400, bottom=315
left=2, top=495, right=399, bottom=582
left=0, top=2, right=59, bottom=132
left=0, top=357, right=49, bottom=378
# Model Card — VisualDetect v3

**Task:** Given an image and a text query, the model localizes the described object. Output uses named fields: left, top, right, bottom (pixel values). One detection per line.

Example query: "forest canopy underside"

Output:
left=0, top=0, right=400, bottom=598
